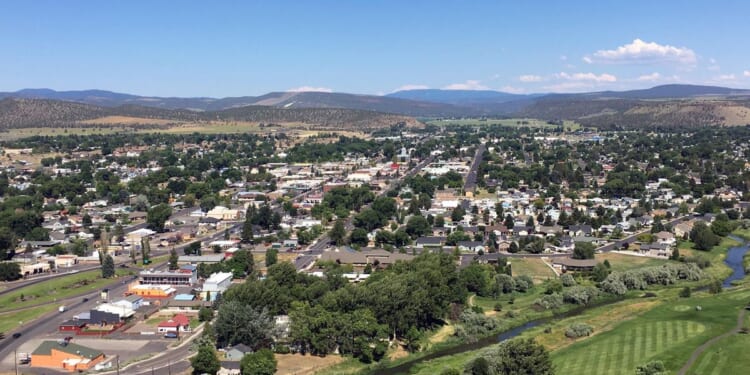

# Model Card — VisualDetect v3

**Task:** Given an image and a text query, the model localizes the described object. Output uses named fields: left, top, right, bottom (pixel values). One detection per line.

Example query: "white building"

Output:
left=202, top=272, right=233, bottom=300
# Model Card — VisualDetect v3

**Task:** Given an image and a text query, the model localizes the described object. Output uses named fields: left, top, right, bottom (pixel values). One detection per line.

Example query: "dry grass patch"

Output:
left=595, top=252, right=667, bottom=272
left=510, top=258, right=557, bottom=284
left=275, top=353, right=344, bottom=375
left=81, top=116, right=180, bottom=125
left=428, top=324, right=456, bottom=346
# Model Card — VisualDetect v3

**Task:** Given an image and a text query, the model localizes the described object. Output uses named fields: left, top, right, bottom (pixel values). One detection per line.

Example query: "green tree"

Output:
left=690, top=221, right=720, bottom=251
left=572, top=242, right=595, bottom=259
left=0, top=227, right=16, bottom=260
left=265, top=249, right=278, bottom=267
left=214, top=300, right=275, bottom=349
left=0, top=262, right=21, bottom=281
left=349, top=228, right=369, bottom=247
left=101, top=254, right=115, bottom=278
left=329, top=219, right=347, bottom=246
left=141, top=237, right=151, bottom=263
left=168, top=248, right=179, bottom=270
left=240, top=348, right=277, bottom=375
left=405, top=215, right=430, bottom=238
left=146, top=203, right=172, bottom=233
left=191, top=343, right=220, bottom=375
left=198, top=306, right=214, bottom=322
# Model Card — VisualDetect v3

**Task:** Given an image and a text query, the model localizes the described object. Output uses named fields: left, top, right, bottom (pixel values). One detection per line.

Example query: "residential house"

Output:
left=225, top=343, right=253, bottom=361
left=552, top=258, right=597, bottom=273
left=415, top=236, right=446, bottom=249
left=157, top=314, right=191, bottom=333
left=456, top=241, right=485, bottom=253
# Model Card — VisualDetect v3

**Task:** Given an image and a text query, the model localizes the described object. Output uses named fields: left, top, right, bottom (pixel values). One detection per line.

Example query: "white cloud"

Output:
left=744, top=70, right=750, bottom=77
left=637, top=72, right=662, bottom=82
left=555, top=72, right=617, bottom=82
left=391, top=84, right=430, bottom=92
left=584, top=39, right=697, bottom=65
left=287, top=86, right=333, bottom=93
left=716, top=74, right=736, bottom=81
left=500, top=85, right=526, bottom=94
left=442, top=80, right=488, bottom=90
left=519, top=74, right=543, bottom=83
left=560, top=55, right=568, bottom=61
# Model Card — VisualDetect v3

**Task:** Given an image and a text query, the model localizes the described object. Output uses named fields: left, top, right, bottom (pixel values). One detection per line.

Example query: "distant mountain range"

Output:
left=2, top=84, right=750, bottom=129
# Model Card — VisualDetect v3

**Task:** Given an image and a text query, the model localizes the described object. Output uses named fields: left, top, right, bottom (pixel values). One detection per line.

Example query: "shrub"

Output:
left=679, top=286, right=691, bottom=298
left=635, top=360, right=667, bottom=375
left=562, top=286, right=599, bottom=305
left=599, top=278, right=627, bottom=295
left=560, top=273, right=576, bottom=287
left=514, top=275, right=534, bottom=292
left=565, top=322, right=593, bottom=338
left=456, top=310, right=499, bottom=342
left=493, top=302, right=503, bottom=312
left=496, top=274, right=516, bottom=294
left=534, top=293, right=563, bottom=310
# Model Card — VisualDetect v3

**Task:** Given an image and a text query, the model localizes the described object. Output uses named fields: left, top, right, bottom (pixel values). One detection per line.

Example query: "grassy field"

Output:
left=0, top=269, right=128, bottom=313
left=551, top=289, right=748, bottom=375
left=677, top=235, right=741, bottom=280
left=688, top=332, right=750, bottom=375
left=509, top=258, right=557, bottom=284
left=595, top=252, right=668, bottom=272
left=426, top=118, right=582, bottom=131
left=0, top=304, right=58, bottom=333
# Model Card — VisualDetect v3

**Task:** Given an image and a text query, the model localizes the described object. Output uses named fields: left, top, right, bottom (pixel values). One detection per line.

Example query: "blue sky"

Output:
left=2, top=0, right=749, bottom=97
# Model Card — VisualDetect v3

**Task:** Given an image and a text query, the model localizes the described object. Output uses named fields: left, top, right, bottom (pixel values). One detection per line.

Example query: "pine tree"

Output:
left=102, top=254, right=115, bottom=278
left=168, top=248, right=178, bottom=270
left=141, top=237, right=151, bottom=264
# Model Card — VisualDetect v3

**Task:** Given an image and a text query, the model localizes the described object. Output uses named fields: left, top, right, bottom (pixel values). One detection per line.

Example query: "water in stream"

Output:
left=722, top=235, right=749, bottom=288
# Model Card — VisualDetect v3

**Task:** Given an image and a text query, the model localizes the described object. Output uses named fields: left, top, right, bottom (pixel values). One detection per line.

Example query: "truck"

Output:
left=58, top=305, right=66, bottom=313
left=17, top=352, right=30, bottom=365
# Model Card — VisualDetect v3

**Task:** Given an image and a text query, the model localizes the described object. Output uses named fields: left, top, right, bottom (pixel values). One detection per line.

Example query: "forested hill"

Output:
left=0, top=98, right=420, bottom=130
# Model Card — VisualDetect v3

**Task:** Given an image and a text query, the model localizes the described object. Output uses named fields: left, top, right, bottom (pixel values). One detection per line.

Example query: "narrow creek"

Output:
left=722, top=235, right=749, bottom=288
left=373, top=236, right=750, bottom=374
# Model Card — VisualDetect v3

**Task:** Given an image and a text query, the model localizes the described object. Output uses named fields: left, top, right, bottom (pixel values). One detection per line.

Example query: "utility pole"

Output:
left=116, top=355, right=120, bottom=375
left=14, top=349, right=18, bottom=375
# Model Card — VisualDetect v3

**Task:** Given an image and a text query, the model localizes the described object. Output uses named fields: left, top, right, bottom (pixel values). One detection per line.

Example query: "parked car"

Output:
left=164, top=332, right=179, bottom=339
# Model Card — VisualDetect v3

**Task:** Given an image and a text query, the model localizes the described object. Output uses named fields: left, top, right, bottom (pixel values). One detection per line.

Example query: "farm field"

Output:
left=0, top=120, right=369, bottom=141
left=426, top=118, right=582, bottom=131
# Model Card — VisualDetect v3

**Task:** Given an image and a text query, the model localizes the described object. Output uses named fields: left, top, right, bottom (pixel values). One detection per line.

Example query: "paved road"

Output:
left=463, top=143, right=485, bottom=192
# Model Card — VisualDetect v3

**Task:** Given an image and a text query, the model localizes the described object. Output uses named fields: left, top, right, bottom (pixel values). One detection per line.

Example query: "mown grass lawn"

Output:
left=551, top=288, right=748, bottom=375
left=0, top=304, right=58, bottom=333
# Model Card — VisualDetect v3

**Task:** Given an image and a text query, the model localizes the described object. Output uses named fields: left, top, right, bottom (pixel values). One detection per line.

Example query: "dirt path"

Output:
left=677, top=307, right=747, bottom=375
